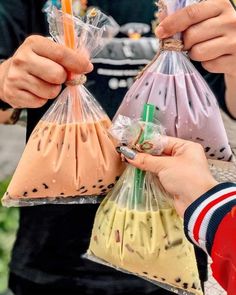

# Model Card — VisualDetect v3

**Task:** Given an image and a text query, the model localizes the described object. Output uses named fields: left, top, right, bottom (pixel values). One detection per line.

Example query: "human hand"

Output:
left=120, top=137, right=218, bottom=216
left=156, top=0, right=236, bottom=76
left=0, top=35, right=93, bottom=108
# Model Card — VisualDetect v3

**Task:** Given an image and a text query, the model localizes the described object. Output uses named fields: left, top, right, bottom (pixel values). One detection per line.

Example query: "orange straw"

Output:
left=61, top=0, right=75, bottom=49
left=61, top=0, right=83, bottom=122
left=61, top=0, right=75, bottom=81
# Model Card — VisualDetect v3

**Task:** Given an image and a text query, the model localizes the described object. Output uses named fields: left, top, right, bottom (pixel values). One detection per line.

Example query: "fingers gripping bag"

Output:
left=86, top=104, right=203, bottom=295
left=2, top=4, right=124, bottom=207
left=114, top=0, right=232, bottom=163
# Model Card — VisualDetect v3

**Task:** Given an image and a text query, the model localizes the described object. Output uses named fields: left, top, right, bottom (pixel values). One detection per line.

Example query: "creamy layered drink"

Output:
left=3, top=117, right=124, bottom=205
left=88, top=169, right=203, bottom=295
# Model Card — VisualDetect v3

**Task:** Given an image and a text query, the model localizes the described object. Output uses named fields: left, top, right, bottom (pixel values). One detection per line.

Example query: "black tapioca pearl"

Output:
left=107, top=183, right=115, bottom=189
left=143, top=272, right=148, bottom=275
left=205, top=147, right=211, bottom=153
left=101, top=189, right=107, bottom=193
left=99, top=185, right=104, bottom=189
left=183, top=283, right=188, bottom=289
left=60, top=193, right=65, bottom=195
left=192, top=283, right=197, bottom=289
left=175, top=278, right=181, bottom=283
left=37, top=140, right=41, bottom=151
left=153, top=276, right=158, bottom=279
left=220, top=147, right=226, bottom=153
left=228, top=155, right=233, bottom=161
left=196, top=137, right=204, bottom=142
left=161, top=278, right=166, bottom=281
left=23, top=192, right=28, bottom=197
left=98, top=179, right=103, bottom=183
left=218, top=156, right=225, bottom=160
left=93, top=185, right=96, bottom=188
left=80, top=186, right=86, bottom=190
left=43, top=183, right=49, bottom=189
left=115, top=176, right=120, bottom=181
left=210, top=153, right=215, bottom=157
left=155, top=106, right=160, bottom=111
left=32, top=189, right=38, bottom=193
left=145, top=82, right=149, bottom=86
left=81, top=190, right=88, bottom=194
left=135, top=94, right=139, bottom=99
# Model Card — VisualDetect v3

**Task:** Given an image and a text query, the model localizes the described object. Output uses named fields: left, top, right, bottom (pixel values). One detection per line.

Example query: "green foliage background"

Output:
left=0, top=179, right=19, bottom=293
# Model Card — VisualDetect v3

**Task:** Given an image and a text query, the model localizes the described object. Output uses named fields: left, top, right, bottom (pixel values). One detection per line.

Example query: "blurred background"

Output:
left=0, top=0, right=236, bottom=294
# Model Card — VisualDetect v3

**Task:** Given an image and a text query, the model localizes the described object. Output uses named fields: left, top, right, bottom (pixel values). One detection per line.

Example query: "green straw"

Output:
left=133, top=104, right=155, bottom=206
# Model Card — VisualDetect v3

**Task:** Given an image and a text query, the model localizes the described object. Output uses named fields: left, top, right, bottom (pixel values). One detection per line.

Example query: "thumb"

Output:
left=119, top=146, right=171, bottom=175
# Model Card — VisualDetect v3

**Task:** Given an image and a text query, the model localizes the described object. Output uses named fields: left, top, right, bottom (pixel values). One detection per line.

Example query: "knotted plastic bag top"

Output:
left=115, top=0, right=232, bottom=162
left=87, top=105, right=203, bottom=295
left=2, top=8, right=123, bottom=207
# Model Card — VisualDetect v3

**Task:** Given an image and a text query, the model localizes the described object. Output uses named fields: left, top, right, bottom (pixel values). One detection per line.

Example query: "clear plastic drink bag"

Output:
left=2, top=7, right=124, bottom=207
left=115, top=0, right=232, bottom=162
left=86, top=104, right=203, bottom=295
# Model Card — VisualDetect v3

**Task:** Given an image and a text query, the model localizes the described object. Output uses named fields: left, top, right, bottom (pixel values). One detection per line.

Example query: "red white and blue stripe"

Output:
left=184, top=182, right=236, bottom=255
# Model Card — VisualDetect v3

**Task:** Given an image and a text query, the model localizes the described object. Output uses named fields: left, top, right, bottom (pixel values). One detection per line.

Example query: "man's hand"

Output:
left=120, top=138, right=218, bottom=217
left=156, top=0, right=236, bottom=76
left=0, top=35, right=93, bottom=108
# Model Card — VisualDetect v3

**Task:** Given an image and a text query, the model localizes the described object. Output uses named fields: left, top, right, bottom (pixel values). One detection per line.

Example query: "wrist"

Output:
left=183, top=177, right=218, bottom=212
left=0, top=58, right=11, bottom=103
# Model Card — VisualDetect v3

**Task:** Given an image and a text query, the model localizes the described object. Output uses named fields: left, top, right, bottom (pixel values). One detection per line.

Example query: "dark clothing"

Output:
left=0, top=0, right=228, bottom=293
left=9, top=272, right=178, bottom=295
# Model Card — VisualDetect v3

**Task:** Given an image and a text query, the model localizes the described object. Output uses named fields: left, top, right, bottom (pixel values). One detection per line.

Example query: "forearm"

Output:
left=224, top=74, right=236, bottom=119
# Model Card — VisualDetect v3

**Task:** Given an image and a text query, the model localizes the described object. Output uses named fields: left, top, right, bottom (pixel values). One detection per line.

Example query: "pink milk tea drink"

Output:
left=3, top=116, right=123, bottom=206
left=115, top=0, right=232, bottom=161
left=2, top=86, right=124, bottom=207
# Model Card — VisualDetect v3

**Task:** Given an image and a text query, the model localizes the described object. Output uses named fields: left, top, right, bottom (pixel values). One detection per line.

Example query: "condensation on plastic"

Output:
left=114, top=0, right=232, bottom=162
left=86, top=118, right=203, bottom=295
left=2, top=8, right=123, bottom=207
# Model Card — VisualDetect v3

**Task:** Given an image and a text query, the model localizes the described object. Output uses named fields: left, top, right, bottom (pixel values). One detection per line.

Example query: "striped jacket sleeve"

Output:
left=184, top=182, right=236, bottom=295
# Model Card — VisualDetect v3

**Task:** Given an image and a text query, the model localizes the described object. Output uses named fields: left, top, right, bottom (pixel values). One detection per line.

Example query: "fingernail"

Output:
left=120, top=146, right=137, bottom=160
left=156, top=26, right=166, bottom=38
left=116, top=147, right=121, bottom=153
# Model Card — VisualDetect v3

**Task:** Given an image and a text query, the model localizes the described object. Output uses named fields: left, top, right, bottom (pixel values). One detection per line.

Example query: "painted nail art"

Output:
left=120, top=146, right=137, bottom=160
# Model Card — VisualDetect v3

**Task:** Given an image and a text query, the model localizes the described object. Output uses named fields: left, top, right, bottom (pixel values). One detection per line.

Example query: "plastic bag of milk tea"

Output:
left=115, top=0, right=232, bottom=162
left=86, top=104, right=203, bottom=295
left=2, top=7, right=124, bottom=207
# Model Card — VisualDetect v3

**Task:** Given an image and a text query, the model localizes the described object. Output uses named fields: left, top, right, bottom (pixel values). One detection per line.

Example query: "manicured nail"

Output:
left=116, top=147, right=121, bottom=153
left=120, top=146, right=137, bottom=160
left=156, top=26, right=166, bottom=38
